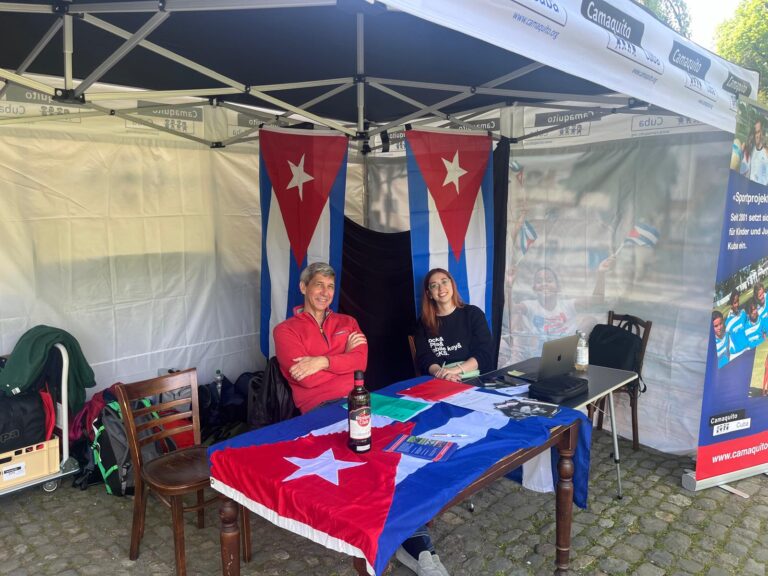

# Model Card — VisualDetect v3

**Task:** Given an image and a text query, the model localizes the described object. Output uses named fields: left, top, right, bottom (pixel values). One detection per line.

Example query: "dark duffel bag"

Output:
left=0, top=393, right=46, bottom=453
left=529, top=375, right=588, bottom=404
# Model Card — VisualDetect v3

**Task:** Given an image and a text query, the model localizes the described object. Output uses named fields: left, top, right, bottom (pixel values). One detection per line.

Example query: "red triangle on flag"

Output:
left=260, top=129, right=348, bottom=266
left=406, top=130, right=491, bottom=261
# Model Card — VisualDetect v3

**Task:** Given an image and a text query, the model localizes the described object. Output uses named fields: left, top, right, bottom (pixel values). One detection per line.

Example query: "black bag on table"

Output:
left=0, top=393, right=46, bottom=453
left=529, top=375, right=588, bottom=404
left=588, top=324, right=644, bottom=391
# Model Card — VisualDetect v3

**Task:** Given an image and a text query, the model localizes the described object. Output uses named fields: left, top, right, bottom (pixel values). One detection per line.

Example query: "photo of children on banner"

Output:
left=711, top=269, right=768, bottom=397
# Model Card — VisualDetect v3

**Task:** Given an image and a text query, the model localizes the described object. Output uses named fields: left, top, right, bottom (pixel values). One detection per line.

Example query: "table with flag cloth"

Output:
left=208, top=376, right=591, bottom=576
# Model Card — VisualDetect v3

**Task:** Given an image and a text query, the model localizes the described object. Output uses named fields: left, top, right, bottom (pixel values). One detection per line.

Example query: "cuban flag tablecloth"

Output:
left=405, top=129, right=494, bottom=320
left=209, top=378, right=591, bottom=576
left=259, top=127, right=348, bottom=357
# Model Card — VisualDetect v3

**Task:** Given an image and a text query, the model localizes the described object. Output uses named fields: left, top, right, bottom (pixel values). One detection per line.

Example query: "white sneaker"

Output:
left=431, top=554, right=450, bottom=576
left=395, top=547, right=450, bottom=576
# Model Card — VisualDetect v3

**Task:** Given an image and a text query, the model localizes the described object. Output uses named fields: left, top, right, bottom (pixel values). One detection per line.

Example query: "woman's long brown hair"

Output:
left=421, top=268, right=464, bottom=336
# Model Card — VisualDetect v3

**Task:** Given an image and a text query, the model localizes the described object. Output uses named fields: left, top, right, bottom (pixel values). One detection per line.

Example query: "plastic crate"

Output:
left=0, top=437, right=59, bottom=490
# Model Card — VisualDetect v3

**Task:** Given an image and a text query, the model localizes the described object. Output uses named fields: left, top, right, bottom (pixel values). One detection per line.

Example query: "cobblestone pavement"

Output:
left=1, top=430, right=766, bottom=576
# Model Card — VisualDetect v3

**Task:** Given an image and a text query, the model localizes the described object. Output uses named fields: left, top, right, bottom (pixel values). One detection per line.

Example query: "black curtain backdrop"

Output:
left=339, top=217, right=416, bottom=391
left=340, top=140, right=508, bottom=388
left=491, top=137, right=510, bottom=364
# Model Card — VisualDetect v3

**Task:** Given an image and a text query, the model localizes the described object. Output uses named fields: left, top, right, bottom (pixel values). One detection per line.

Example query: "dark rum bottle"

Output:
left=348, top=370, right=371, bottom=453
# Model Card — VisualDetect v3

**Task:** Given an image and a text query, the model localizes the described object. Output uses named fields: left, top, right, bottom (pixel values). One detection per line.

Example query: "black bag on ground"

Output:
left=0, top=393, right=45, bottom=453
left=199, top=372, right=250, bottom=443
left=247, top=357, right=298, bottom=429
left=588, top=324, right=644, bottom=389
left=529, top=375, right=588, bottom=404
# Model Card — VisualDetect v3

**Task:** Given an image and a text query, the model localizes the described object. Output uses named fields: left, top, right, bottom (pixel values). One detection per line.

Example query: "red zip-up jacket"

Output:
left=273, top=306, right=368, bottom=413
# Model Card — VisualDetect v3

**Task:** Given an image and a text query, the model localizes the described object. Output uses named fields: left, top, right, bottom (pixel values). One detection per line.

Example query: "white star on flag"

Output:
left=283, top=448, right=365, bottom=486
left=287, top=154, right=314, bottom=201
left=442, top=150, right=467, bottom=194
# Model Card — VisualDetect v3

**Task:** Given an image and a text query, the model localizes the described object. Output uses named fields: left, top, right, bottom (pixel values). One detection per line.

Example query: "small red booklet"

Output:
left=397, top=379, right=473, bottom=402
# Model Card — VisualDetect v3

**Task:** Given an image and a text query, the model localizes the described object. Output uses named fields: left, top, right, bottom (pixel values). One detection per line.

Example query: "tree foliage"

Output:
left=716, top=0, right=768, bottom=103
left=640, top=0, right=691, bottom=37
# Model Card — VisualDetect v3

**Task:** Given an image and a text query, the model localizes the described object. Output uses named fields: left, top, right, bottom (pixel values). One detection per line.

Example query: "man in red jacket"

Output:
left=274, top=263, right=450, bottom=575
left=274, top=262, right=368, bottom=413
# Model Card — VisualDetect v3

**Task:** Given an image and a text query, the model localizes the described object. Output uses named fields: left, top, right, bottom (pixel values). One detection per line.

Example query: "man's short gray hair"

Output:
left=300, top=262, right=336, bottom=285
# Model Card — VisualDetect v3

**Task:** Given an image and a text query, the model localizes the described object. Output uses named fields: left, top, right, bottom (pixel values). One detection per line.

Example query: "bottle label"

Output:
left=576, top=346, right=589, bottom=366
left=349, top=407, right=371, bottom=440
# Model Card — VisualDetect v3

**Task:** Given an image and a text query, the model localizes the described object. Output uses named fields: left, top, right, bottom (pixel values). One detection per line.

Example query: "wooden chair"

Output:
left=593, top=311, right=652, bottom=451
left=407, top=334, right=420, bottom=377
left=114, top=368, right=251, bottom=576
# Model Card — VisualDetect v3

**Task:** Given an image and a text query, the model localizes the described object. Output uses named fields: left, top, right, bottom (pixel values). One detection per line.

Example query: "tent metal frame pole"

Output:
left=247, top=88, right=356, bottom=136
left=219, top=101, right=283, bottom=123
left=67, top=0, right=335, bottom=13
left=131, top=99, right=208, bottom=113
left=369, top=76, right=629, bottom=106
left=355, top=12, right=364, bottom=135
left=369, top=89, right=483, bottom=137
left=63, top=14, right=73, bottom=91
left=286, top=82, right=354, bottom=115
left=87, top=87, right=242, bottom=101
left=89, top=102, right=213, bottom=146
left=369, top=81, right=478, bottom=131
left=0, top=18, right=62, bottom=100
left=251, top=78, right=352, bottom=92
left=82, top=14, right=247, bottom=92
left=0, top=68, right=56, bottom=96
left=0, top=110, right=104, bottom=126
left=75, top=11, right=170, bottom=97
left=0, top=2, right=51, bottom=13
left=367, top=66, right=546, bottom=138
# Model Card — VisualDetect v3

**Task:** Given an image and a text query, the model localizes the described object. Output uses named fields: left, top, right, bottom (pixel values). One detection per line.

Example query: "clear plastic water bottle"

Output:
left=214, top=369, right=224, bottom=396
left=575, top=331, right=589, bottom=372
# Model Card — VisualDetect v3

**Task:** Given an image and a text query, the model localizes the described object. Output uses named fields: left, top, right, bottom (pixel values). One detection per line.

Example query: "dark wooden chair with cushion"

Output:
left=407, top=334, right=420, bottom=378
left=592, top=311, right=652, bottom=451
left=114, top=368, right=251, bottom=576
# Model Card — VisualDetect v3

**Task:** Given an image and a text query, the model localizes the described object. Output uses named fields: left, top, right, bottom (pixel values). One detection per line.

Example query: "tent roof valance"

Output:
left=0, top=0, right=758, bottom=137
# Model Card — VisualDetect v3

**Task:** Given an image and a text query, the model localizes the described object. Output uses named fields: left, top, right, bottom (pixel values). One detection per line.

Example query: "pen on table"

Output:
left=437, top=361, right=446, bottom=379
left=431, top=433, right=468, bottom=438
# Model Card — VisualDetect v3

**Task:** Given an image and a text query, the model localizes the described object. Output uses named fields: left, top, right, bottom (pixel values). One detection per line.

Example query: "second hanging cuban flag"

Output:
left=259, top=127, right=348, bottom=357
left=405, top=129, right=494, bottom=322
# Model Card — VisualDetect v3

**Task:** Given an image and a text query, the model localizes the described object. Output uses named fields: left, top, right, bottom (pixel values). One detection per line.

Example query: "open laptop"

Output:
left=510, top=334, right=580, bottom=383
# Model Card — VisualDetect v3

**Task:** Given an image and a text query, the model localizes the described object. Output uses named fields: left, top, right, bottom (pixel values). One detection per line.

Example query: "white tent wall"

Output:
left=0, top=112, right=365, bottom=392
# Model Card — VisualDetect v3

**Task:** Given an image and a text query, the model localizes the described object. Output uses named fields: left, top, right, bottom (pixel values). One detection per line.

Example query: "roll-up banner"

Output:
left=685, top=99, right=768, bottom=491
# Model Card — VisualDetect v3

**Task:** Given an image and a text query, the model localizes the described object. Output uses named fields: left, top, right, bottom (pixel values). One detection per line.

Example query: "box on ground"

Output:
left=0, top=436, right=59, bottom=490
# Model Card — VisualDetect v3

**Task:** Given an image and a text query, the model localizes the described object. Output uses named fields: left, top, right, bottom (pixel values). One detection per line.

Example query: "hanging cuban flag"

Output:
left=406, top=129, right=494, bottom=322
left=259, top=127, right=348, bottom=357
left=519, top=219, right=538, bottom=255
left=209, top=386, right=591, bottom=576
left=624, top=222, right=660, bottom=247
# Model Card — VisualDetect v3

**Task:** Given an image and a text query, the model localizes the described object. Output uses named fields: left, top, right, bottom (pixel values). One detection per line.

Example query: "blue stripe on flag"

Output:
left=449, top=250, right=469, bottom=303
left=328, top=149, right=348, bottom=311
left=481, top=151, right=494, bottom=327
left=286, top=257, right=304, bottom=321
left=406, top=140, right=432, bottom=315
left=260, top=153, right=273, bottom=357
